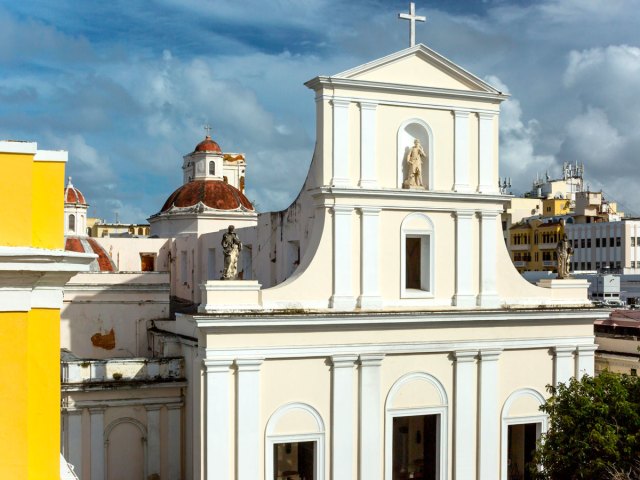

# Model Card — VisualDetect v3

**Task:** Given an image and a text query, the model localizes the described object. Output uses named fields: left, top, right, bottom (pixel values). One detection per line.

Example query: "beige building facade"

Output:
left=148, top=45, right=605, bottom=480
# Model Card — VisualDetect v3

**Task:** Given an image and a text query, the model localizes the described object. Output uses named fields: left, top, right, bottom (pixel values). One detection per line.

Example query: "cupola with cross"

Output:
left=181, top=125, right=247, bottom=193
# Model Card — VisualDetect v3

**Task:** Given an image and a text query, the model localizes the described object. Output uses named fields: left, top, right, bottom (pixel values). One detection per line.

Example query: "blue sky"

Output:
left=2, top=0, right=640, bottom=221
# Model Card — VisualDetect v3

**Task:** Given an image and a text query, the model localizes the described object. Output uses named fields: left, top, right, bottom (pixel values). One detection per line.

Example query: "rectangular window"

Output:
left=632, top=237, right=636, bottom=247
left=405, top=235, right=431, bottom=293
left=596, top=238, right=601, bottom=248
left=140, top=253, right=155, bottom=272
left=273, top=441, right=315, bottom=480
left=587, top=262, right=592, bottom=270
left=581, top=239, right=586, bottom=248
left=631, top=368, right=637, bottom=377
left=581, top=262, right=586, bottom=270
left=596, top=262, right=600, bottom=270
left=392, top=414, right=439, bottom=480
left=406, top=237, right=421, bottom=289
left=631, top=261, right=636, bottom=269
left=587, top=239, right=592, bottom=248
left=610, top=237, right=615, bottom=247
left=616, top=237, right=621, bottom=247
left=507, top=423, right=541, bottom=480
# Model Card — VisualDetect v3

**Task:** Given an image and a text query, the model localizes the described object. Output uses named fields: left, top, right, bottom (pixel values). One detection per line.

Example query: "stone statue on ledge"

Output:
left=221, top=225, right=242, bottom=280
left=403, top=139, right=426, bottom=189
left=556, top=233, right=573, bottom=279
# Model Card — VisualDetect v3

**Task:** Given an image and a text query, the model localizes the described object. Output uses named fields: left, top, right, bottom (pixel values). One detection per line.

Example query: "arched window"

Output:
left=397, top=118, right=434, bottom=189
left=501, top=388, right=547, bottom=480
left=401, top=213, right=435, bottom=297
left=385, top=372, right=449, bottom=480
left=138, top=227, right=143, bottom=235
left=209, top=161, right=215, bottom=175
left=265, top=403, right=325, bottom=480
left=68, top=214, right=75, bottom=232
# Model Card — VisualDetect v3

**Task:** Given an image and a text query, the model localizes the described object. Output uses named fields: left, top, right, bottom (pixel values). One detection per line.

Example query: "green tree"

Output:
left=532, top=371, right=640, bottom=479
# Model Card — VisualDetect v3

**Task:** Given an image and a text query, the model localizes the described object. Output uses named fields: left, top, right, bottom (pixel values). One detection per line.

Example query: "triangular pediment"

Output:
left=333, top=44, right=501, bottom=94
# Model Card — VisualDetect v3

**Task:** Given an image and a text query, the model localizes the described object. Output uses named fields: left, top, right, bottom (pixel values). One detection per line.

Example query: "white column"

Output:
left=358, top=207, right=382, bottom=309
left=332, top=99, right=350, bottom=187
left=478, top=113, right=496, bottom=193
left=89, top=407, right=105, bottom=480
left=204, top=358, right=233, bottom=480
left=553, top=346, right=575, bottom=386
left=167, top=404, right=182, bottom=480
left=146, top=405, right=161, bottom=479
left=236, top=358, right=264, bottom=480
left=359, top=102, right=378, bottom=188
left=359, top=354, right=384, bottom=480
left=453, top=111, right=470, bottom=192
left=331, top=206, right=356, bottom=310
left=478, top=349, right=501, bottom=480
left=576, top=344, right=598, bottom=378
left=454, top=351, right=477, bottom=480
left=477, top=211, right=501, bottom=307
left=67, top=409, right=83, bottom=479
left=454, top=210, right=475, bottom=307
left=331, top=355, right=358, bottom=480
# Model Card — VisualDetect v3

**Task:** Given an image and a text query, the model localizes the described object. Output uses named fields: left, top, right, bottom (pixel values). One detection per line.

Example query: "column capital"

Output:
left=203, top=358, right=234, bottom=372
left=477, top=209, right=501, bottom=219
left=331, top=98, right=350, bottom=108
left=453, top=350, right=478, bottom=363
left=330, top=354, right=359, bottom=367
left=453, top=110, right=470, bottom=118
left=359, top=206, right=381, bottom=216
left=235, top=358, right=265, bottom=372
left=577, top=344, right=598, bottom=354
left=88, top=407, right=105, bottom=414
left=478, top=112, right=496, bottom=120
left=166, top=403, right=183, bottom=411
left=145, top=404, right=162, bottom=412
left=359, top=353, right=385, bottom=366
left=454, top=209, right=475, bottom=219
left=359, top=101, right=378, bottom=110
left=332, top=205, right=354, bottom=215
left=553, top=345, right=576, bottom=358
left=479, top=348, right=502, bottom=361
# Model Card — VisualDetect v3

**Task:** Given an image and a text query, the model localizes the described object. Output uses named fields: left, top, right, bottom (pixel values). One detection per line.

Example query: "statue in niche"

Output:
left=556, top=233, right=573, bottom=279
left=221, top=225, right=242, bottom=280
left=403, top=139, right=426, bottom=189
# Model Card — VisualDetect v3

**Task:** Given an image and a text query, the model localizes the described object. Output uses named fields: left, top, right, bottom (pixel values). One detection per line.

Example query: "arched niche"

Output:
left=265, top=402, right=325, bottom=480
left=385, top=372, right=448, bottom=480
left=104, top=417, right=147, bottom=480
left=397, top=118, right=434, bottom=190
left=500, top=388, right=548, bottom=480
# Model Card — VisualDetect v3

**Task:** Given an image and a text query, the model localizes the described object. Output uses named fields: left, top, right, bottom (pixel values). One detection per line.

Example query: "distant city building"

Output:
left=503, top=163, right=624, bottom=274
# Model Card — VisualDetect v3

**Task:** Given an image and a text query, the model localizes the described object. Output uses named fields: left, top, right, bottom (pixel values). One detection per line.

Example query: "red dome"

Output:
left=65, top=178, right=87, bottom=205
left=65, top=236, right=116, bottom=272
left=194, top=135, right=222, bottom=153
left=161, top=180, right=253, bottom=212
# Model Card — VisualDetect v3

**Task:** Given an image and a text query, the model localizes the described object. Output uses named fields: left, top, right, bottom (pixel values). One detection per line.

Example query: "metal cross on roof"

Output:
left=204, top=124, right=212, bottom=136
left=398, top=2, right=426, bottom=47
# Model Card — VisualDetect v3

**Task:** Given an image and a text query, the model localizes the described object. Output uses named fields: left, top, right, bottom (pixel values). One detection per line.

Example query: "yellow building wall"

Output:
left=0, top=152, right=34, bottom=246
left=32, top=160, right=65, bottom=249
left=0, top=310, right=61, bottom=479
left=0, top=143, right=70, bottom=479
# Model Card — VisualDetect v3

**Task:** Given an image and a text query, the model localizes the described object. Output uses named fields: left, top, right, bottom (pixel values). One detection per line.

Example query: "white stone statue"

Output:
left=403, top=139, right=426, bottom=189
left=221, top=225, right=242, bottom=280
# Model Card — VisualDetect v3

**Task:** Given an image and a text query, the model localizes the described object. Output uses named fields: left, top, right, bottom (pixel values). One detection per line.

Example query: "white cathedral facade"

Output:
left=61, top=43, right=602, bottom=480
